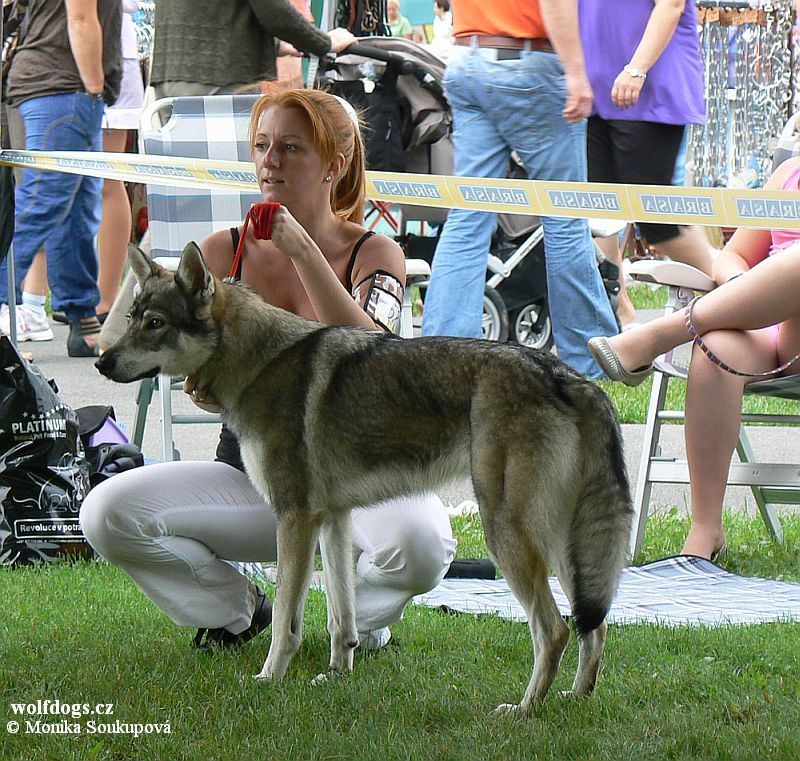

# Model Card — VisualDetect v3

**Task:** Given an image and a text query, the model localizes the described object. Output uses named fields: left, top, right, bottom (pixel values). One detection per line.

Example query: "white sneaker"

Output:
left=19, top=305, right=54, bottom=341
left=0, top=304, right=54, bottom=342
left=0, top=304, right=20, bottom=337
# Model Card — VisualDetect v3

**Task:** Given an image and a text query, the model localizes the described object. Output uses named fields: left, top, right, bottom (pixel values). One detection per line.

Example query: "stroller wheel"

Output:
left=482, top=286, right=509, bottom=342
left=510, top=301, right=553, bottom=351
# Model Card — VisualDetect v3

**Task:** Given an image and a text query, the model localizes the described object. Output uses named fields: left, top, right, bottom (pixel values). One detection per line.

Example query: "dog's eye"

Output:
left=148, top=318, right=164, bottom=330
left=125, top=313, right=132, bottom=324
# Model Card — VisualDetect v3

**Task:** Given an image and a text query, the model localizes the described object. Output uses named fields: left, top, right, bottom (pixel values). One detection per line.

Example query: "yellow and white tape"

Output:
left=2, top=148, right=800, bottom=229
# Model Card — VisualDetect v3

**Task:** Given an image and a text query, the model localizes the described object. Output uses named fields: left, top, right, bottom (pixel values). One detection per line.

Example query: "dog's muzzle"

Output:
left=95, top=352, right=160, bottom=382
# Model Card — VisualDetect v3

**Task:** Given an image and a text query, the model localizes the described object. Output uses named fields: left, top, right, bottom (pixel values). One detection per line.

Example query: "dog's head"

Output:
left=95, top=242, right=220, bottom=383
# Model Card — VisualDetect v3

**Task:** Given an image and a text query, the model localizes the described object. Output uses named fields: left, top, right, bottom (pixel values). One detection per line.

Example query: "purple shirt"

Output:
left=579, top=0, right=706, bottom=125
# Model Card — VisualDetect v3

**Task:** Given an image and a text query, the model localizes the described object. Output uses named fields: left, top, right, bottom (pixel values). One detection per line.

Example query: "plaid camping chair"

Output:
left=132, top=94, right=262, bottom=461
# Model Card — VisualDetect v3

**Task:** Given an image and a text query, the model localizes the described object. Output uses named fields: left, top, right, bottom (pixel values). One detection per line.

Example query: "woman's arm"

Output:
left=65, top=0, right=105, bottom=96
left=611, top=0, right=685, bottom=110
left=271, top=208, right=406, bottom=331
left=712, top=157, right=800, bottom=284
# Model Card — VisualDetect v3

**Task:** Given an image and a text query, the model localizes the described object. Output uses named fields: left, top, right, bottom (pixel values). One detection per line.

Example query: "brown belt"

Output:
left=455, top=34, right=554, bottom=53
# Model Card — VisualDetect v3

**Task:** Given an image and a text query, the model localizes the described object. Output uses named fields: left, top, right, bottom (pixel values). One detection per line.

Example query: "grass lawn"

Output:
left=2, top=512, right=799, bottom=761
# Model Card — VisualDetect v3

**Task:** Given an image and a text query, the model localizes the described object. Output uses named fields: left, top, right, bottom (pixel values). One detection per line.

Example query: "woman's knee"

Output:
left=79, top=476, right=148, bottom=561
left=356, top=494, right=456, bottom=593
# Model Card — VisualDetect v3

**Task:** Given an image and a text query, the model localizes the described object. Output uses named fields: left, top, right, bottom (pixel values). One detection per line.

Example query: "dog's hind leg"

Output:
left=255, top=510, right=321, bottom=683
left=479, top=491, right=569, bottom=714
left=491, top=544, right=570, bottom=715
left=473, top=439, right=570, bottom=714
left=568, top=619, right=607, bottom=697
left=319, top=509, right=358, bottom=674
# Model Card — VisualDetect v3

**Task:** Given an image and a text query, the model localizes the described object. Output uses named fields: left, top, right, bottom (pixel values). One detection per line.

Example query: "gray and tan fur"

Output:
left=97, top=242, right=633, bottom=714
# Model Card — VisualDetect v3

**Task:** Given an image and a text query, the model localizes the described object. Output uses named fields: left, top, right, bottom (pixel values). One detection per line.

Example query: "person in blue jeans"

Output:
left=421, top=0, right=618, bottom=378
left=1, top=0, right=122, bottom=357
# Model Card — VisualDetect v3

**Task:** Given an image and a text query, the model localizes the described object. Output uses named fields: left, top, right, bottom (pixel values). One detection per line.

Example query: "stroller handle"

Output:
left=332, top=44, right=444, bottom=99
left=337, top=43, right=416, bottom=75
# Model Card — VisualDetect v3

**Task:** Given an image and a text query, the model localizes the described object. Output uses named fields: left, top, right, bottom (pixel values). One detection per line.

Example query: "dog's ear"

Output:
left=127, top=243, right=162, bottom=287
left=175, top=241, right=215, bottom=307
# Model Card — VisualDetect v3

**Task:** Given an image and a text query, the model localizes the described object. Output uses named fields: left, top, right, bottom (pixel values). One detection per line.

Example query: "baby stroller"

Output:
left=320, top=38, right=618, bottom=348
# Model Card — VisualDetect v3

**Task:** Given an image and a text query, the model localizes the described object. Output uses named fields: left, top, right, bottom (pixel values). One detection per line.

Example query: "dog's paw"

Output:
left=310, top=669, right=348, bottom=687
left=492, top=703, right=521, bottom=717
left=252, top=672, right=277, bottom=684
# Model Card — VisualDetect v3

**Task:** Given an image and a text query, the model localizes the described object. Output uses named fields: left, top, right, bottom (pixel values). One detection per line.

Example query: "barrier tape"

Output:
left=2, top=148, right=800, bottom=229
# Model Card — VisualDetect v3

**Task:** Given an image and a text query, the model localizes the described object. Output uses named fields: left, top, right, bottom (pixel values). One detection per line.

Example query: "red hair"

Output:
left=249, top=89, right=366, bottom=224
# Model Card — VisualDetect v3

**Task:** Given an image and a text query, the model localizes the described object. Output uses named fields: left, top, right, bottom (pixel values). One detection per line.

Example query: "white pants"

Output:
left=80, top=462, right=456, bottom=637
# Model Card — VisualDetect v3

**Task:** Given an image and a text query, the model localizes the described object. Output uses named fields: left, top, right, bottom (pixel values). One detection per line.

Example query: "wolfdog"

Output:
left=96, top=242, right=633, bottom=713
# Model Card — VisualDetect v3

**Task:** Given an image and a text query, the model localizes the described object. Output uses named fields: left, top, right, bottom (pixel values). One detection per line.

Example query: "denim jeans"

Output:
left=0, top=92, right=103, bottom=320
left=421, top=47, right=618, bottom=378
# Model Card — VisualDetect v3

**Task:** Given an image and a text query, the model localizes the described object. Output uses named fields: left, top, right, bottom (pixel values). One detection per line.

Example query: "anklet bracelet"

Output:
left=684, top=296, right=800, bottom=378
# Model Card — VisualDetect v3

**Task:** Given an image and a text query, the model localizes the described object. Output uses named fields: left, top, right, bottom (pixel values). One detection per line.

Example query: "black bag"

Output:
left=0, top=336, right=92, bottom=565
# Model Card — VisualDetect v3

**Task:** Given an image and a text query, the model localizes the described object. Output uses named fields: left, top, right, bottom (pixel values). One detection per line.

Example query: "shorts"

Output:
left=104, top=58, right=145, bottom=131
left=587, top=116, right=686, bottom=245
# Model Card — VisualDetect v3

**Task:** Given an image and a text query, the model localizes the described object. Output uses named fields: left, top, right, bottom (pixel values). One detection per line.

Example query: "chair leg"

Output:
left=158, top=372, right=179, bottom=462
left=630, top=370, right=670, bottom=559
left=735, top=426, right=785, bottom=543
left=131, top=377, right=155, bottom=449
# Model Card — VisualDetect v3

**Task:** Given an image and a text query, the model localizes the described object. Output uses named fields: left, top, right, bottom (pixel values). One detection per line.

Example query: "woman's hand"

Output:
left=277, top=41, right=302, bottom=58
left=269, top=205, right=317, bottom=262
left=611, top=69, right=645, bottom=110
left=184, top=375, right=221, bottom=413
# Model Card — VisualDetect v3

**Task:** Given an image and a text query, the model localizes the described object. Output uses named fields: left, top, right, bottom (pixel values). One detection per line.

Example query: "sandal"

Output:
left=588, top=336, right=653, bottom=386
left=67, top=317, right=101, bottom=357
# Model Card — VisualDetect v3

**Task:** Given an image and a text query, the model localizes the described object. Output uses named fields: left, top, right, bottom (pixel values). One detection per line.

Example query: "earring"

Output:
left=324, top=175, right=332, bottom=182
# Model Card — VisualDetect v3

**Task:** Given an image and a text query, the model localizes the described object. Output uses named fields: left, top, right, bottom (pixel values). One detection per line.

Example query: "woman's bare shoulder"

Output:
left=348, top=228, right=406, bottom=282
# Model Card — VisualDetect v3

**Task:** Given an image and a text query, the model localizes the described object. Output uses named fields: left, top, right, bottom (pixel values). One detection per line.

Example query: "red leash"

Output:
left=228, top=202, right=280, bottom=280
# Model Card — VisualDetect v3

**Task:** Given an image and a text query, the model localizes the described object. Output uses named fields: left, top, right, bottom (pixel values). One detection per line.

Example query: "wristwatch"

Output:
left=85, top=90, right=105, bottom=101
left=623, top=64, right=647, bottom=80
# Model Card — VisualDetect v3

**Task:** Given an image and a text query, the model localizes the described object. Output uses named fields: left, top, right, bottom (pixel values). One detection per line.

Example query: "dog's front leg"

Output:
left=255, top=511, right=321, bottom=683
left=319, top=509, right=358, bottom=674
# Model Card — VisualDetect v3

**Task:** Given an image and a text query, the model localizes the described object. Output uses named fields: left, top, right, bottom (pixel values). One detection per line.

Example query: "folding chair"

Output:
left=626, top=258, right=800, bottom=557
left=132, top=94, right=429, bottom=459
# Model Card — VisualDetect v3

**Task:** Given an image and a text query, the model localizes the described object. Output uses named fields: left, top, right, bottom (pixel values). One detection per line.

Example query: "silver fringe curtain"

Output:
left=688, top=0, right=794, bottom=188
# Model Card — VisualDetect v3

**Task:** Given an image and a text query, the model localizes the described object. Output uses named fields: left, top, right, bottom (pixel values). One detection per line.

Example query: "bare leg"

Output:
left=682, top=345, right=745, bottom=557
left=604, top=244, right=800, bottom=372
left=652, top=226, right=714, bottom=275
left=97, top=129, right=132, bottom=315
left=596, top=235, right=635, bottom=328
left=23, top=250, right=48, bottom=296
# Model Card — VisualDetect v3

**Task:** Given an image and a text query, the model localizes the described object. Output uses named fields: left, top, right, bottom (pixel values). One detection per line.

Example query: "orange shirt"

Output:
left=452, top=0, right=546, bottom=40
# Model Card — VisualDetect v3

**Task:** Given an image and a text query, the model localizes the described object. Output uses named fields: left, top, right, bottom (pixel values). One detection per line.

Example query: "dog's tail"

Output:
left=567, top=390, right=633, bottom=635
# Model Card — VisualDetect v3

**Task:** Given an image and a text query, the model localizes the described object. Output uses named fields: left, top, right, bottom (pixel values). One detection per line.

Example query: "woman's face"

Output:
left=253, top=105, right=329, bottom=208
